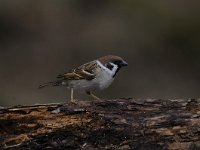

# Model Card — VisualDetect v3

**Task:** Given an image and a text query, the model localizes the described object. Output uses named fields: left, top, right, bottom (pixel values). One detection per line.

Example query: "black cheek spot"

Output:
left=106, top=63, right=114, bottom=70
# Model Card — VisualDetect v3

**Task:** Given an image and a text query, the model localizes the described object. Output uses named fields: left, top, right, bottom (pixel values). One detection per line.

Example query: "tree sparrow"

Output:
left=39, top=55, right=128, bottom=102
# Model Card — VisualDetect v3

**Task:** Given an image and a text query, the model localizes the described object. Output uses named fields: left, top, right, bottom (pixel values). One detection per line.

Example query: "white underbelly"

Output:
left=67, top=71, right=114, bottom=91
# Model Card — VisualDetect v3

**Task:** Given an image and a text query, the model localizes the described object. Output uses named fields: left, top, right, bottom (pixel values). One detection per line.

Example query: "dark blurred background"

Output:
left=1, top=0, right=200, bottom=106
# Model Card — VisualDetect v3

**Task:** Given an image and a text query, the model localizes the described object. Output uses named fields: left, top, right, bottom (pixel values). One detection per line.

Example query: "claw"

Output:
left=86, top=91, right=101, bottom=100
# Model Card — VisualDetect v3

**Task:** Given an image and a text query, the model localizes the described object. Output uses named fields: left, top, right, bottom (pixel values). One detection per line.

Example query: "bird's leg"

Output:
left=70, top=88, right=75, bottom=103
left=86, top=91, right=101, bottom=100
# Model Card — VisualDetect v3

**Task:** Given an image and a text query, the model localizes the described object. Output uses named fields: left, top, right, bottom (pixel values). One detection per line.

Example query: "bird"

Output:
left=39, top=55, right=128, bottom=102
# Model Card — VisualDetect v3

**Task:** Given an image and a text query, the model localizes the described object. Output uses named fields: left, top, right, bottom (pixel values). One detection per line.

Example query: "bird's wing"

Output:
left=57, top=61, right=97, bottom=80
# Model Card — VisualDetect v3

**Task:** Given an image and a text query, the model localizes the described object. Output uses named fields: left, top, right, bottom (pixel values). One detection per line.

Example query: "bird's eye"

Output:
left=106, top=63, right=114, bottom=70
left=113, top=60, right=121, bottom=65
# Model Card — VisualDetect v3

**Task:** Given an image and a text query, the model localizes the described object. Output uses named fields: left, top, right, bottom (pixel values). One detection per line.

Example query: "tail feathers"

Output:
left=38, top=80, right=62, bottom=89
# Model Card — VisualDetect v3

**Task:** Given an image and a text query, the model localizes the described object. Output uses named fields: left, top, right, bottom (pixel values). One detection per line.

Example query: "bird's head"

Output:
left=98, top=55, right=128, bottom=77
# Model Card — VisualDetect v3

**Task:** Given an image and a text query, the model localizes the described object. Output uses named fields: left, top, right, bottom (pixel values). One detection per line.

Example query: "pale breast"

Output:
left=67, top=62, right=115, bottom=91
left=67, top=72, right=114, bottom=91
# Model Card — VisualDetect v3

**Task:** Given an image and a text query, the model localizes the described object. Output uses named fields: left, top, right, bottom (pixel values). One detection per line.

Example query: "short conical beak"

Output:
left=121, top=60, right=128, bottom=67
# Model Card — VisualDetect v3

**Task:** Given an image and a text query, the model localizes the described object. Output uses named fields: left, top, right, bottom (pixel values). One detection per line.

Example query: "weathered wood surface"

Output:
left=0, top=99, right=200, bottom=150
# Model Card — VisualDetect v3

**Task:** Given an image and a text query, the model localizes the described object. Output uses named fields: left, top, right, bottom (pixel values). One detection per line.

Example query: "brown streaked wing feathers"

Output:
left=57, top=61, right=97, bottom=80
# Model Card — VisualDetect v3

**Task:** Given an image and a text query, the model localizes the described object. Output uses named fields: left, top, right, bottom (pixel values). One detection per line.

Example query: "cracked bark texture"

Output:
left=0, top=98, right=200, bottom=150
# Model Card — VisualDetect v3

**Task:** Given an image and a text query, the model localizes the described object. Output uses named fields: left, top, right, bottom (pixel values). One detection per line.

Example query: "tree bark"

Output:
left=0, top=98, right=200, bottom=149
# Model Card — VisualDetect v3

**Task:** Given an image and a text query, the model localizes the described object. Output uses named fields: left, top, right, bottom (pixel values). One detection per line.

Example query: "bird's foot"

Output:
left=86, top=91, right=103, bottom=102
left=69, top=99, right=79, bottom=105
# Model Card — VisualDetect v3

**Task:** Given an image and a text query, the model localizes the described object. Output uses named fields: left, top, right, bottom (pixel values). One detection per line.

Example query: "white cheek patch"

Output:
left=110, top=63, right=118, bottom=72
left=106, top=63, right=114, bottom=70
left=97, top=61, right=118, bottom=77
left=97, top=61, right=111, bottom=73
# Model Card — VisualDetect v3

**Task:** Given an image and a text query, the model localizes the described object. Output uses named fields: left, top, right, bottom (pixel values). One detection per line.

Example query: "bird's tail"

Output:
left=38, top=80, right=62, bottom=89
